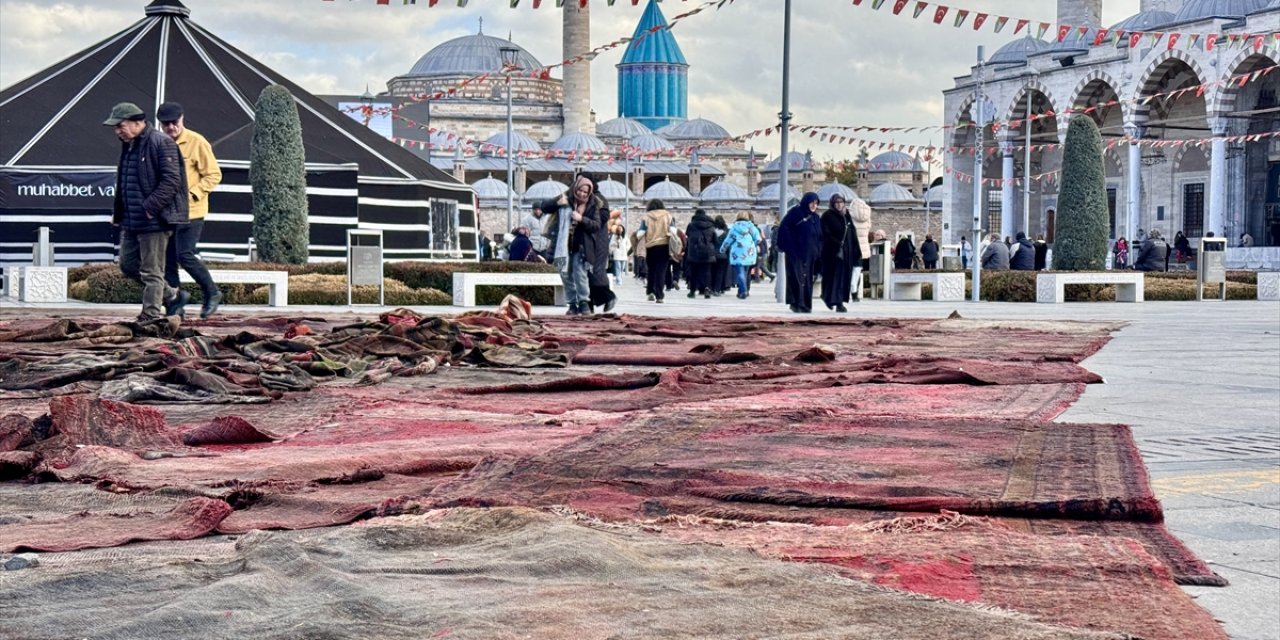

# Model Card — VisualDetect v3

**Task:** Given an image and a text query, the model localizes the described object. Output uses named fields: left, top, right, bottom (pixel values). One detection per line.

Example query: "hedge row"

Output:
left=67, top=261, right=559, bottom=306
left=866, top=270, right=1258, bottom=302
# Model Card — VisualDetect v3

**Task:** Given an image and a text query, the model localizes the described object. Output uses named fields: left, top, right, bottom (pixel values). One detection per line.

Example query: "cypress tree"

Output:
left=1051, top=115, right=1110, bottom=270
left=250, top=84, right=309, bottom=264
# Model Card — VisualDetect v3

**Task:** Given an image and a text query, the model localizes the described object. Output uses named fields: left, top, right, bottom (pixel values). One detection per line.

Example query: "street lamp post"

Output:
left=971, top=46, right=987, bottom=303
left=500, top=46, right=520, bottom=236
left=775, top=0, right=793, bottom=304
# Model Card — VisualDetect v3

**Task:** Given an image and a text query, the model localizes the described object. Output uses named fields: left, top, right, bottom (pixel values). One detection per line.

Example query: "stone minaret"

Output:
left=746, top=148, right=760, bottom=195
left=631, top=158, right=646, bottom=195
left=801, top=151, right=815, bottom=194
left=855, top=148, right=871, bottom=201
left=562, top=2, right=593, bottom=135
left=688, top=148, right=702, bottom=196
left=1057, top=0, right=1102, bottom=26
left=452, top=145, right=467, bottom=183
left=514, top=155, right=528, bottom=195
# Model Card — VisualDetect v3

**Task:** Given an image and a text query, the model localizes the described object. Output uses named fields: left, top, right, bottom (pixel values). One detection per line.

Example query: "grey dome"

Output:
left=764, top=151, right=811, bottom=172
left=551, top=131, right=608, bottom=153
left=597, top=116, right=652, bottom=138
left=816, top=182, right=859, bottom=204
left=471, top=175, right=511, bottom=199
left=755, top=182, right=800, bottom=206
left=626, top=133, right=675, bottom=154
left=522, top=178, right=568, bottom=204
left=868, top=151, right=921, bottom=172
left=408, top=33, right=543, bottom=77
left=988, top=36, right=1051, bottom=66
left=1110, top=10, right=1176, bottom=32
left=642, top=177, right=693, bottom=202
left=483, top=130, right=541, bottom=155
left=923, top=185, right=944, bottom=208
left=655, top=117, right=731, bottom=141
left=699, top=180, right=752, bottom=204
left=596, top=178, right=634, bottom=201
left=1175, top=0, right=1269, bottom=21
left=869, top=182, right=919, bottom=206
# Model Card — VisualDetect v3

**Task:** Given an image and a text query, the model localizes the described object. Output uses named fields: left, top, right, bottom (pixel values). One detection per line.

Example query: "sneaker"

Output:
left=836, top=304, right=848, bottom=313
left=200, top=291, right=223, bottom=319
left=647, top=293, right=656, bottom=302
left=736, top=292, right=746, bottom=299
left=163, top=289, right=191, bottom=317
left=656, top=298, right=664, bottom=304
left=603, top=294, right=617, bottom=313
left=703, top=292, right=711, bottom=299
left=687, top=291, right=696, bottom=299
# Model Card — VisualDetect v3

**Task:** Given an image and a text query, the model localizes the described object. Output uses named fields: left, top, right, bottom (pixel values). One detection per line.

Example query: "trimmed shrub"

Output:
left=72, top=267, right=142, bottom=303
left=281, top=274, right=450, bottom=306
left=1053, top=116, right=1110, bottom=271
left=68, top=263, right=120, bottom=285
left=250, top=85, right=309, bottom=265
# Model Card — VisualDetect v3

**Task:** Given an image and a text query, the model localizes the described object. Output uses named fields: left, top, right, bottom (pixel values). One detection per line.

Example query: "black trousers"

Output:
left=687, top=261, right=712, bottom=294
left=645, top=245, right=670, bottom=300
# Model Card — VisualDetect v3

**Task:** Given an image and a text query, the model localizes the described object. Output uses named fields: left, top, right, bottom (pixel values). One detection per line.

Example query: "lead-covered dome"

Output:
left=483, top=130, right=541, bottom=155
left=869, top=182, right=919, bottom=206
left=1110, top=10, right=1176, bottom=32
left=988, top=36, right=1051, bottom=67
left=1175, top=0, right=1269, bottom=21
left=408, top=33, right=542, bottom=77
left=551, top=131, right=609, bottom=154
left=596, top=178, right=633, bottom=201
left=597, top=116, right=652, bottom=139
left=655, top=118, right=731, bottom=141
left=699, top=180, right=752, bottom=205
left=522, top=178, right=568, bottom=204
left=764, top=151, right=811, bottom=172
left=642, top=177, right=693, bottom=203
left=627, top=133, right=675, bottom=155
left=755, top=182, right=800, bottom=206
left=471, top=175, right=512, bottom=199
left=816, top=182, right=859, bottom=204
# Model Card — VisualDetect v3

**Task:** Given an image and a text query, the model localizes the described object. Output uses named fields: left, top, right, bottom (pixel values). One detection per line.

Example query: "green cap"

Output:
left=103, top=102, right=146, bottom=126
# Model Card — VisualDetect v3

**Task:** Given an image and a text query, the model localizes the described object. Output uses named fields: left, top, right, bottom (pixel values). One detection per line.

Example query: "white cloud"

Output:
left=1, top=0, right=1142, bottom=162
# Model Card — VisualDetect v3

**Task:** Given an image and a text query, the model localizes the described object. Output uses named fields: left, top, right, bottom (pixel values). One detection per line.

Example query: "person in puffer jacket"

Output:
left=1009, top=232, right=1036, bottom=271
left=105, top=102, right=190, bottom=322
left=720, top=212, right=762, bottom=299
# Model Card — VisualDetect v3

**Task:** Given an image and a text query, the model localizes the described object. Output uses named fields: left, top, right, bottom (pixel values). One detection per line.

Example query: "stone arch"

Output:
left=1103, top=147, right=1124, bottom=178
left=1002, top=80, right=1060, bottom=125
left=1069, top=70, right=1129, bottom=124
left=1208, top=49, right=1280, bottom=115
left=1134, top=50, right=1208, bottom=121
left=949, top=94, right=977, bottom=148
left=1173, top=143, right=1210, bottom=173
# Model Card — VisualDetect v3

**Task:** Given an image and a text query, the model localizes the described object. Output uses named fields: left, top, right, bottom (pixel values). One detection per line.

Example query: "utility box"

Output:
left=1196, top=237, right=1227, bottom=301
left=868, top=241, right=890, bottom=299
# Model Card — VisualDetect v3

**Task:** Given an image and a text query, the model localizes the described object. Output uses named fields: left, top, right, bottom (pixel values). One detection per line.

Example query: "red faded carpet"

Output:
left=0, top=310, right=1224, bottom=639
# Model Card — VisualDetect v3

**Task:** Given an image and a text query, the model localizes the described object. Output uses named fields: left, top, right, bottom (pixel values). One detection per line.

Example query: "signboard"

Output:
left=0, top=171, right=115, bottom=209
left=350, top=246, right=382, bottom=286
left=1197, top=237, right=1227, bottom=301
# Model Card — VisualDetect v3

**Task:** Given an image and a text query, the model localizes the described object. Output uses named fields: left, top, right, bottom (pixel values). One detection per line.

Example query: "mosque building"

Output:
left=324, top=0, right=935, bottom=239
left=942, top=0, right=1280, bottom=254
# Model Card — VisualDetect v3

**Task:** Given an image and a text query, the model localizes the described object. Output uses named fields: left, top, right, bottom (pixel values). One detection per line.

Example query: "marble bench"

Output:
left=1036, top=272, right=1144, bottom=303
left=4, top=266, right=69, bottom=303
left=183, top=269, right=289, bottom=306
left=452, top=272, right=566, bottom=307
left=1257, top=272, right=1280, bottom=301
left=889, top=272, right=965, bottom=302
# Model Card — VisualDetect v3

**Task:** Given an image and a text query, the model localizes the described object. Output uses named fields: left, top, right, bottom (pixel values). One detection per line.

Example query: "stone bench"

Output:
left=183, top=269, right=289, bottom=306
left=3, top=266, right=69, bottom=302
left=1258, top=272, right=1280, bottom=301
left=453, top=272, right=566, bottom=307
left=1036, top=272, right=1144, bottom=303
left=889, top=272, right=965, bottom=302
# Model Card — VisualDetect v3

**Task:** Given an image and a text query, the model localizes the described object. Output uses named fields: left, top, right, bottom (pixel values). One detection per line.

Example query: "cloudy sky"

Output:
left=0, top=0, right=1143, bottom=165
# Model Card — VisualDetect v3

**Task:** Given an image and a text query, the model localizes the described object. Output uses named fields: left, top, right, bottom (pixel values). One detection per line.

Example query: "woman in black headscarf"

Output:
left=776, top=192, right=823, bottom=313
left=819, top=193, right=861, bottom=312
left=893, top=235, right=916, bottom=271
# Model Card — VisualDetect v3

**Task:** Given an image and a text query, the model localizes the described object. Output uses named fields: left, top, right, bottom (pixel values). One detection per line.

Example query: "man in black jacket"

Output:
left=1009, top=232, right=1036, bottom=270
left=105, top=102, right=190, bottom=321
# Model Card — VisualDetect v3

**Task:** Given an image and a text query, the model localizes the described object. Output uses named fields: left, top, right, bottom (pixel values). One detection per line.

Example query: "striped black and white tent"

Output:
left=0, top=0, right=476, bottom=266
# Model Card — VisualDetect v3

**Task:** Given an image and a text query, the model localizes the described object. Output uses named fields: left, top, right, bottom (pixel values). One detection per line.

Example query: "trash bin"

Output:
left=942, top=256, right=961, bottom=271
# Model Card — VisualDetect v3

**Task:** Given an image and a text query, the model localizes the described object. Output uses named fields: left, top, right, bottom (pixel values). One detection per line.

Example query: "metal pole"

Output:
left=425, top=94, right=431, bottom=157
left=505, top=76, right=514, bottom=235
left=971, top=46, right=985, bottom=303
left=624, top=153, right=632, bottom=233
left=1022, top=90, right=1032, bottom=237
left=775, top=0, right=793, bottom=304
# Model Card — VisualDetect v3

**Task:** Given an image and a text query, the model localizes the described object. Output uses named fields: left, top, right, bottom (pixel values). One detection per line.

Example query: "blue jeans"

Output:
left=120, top=228, right=177, bottom=319
left=164, top=219, right=217, bottom=299
left=733, top=265, right=750, bottom=296
left=568, top=251, right=591, bottom=305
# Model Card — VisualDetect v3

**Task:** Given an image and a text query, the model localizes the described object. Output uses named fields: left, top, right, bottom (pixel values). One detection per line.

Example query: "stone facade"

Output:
left=942, top=5, right=1280, bottom=248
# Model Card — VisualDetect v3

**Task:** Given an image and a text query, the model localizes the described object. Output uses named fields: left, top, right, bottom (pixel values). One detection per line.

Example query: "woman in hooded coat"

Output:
left=893, top=235, right=916, bottom=270
left=684, top=208, right=719, bottom=298
left=819, top=193, right=861, bottom=312
left=776, top=192, right=823, bottom=313
left=541, top=172, right=612, bottom=315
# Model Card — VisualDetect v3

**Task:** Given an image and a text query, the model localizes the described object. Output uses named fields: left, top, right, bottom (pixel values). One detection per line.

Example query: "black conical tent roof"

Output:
left=1, top=0, right=456, bottom=184
left=0, top=0, right=478, bottom=265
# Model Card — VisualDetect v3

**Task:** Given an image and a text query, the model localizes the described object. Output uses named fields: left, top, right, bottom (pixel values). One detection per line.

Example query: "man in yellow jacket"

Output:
left=158, top=102, right=223, bottom=318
